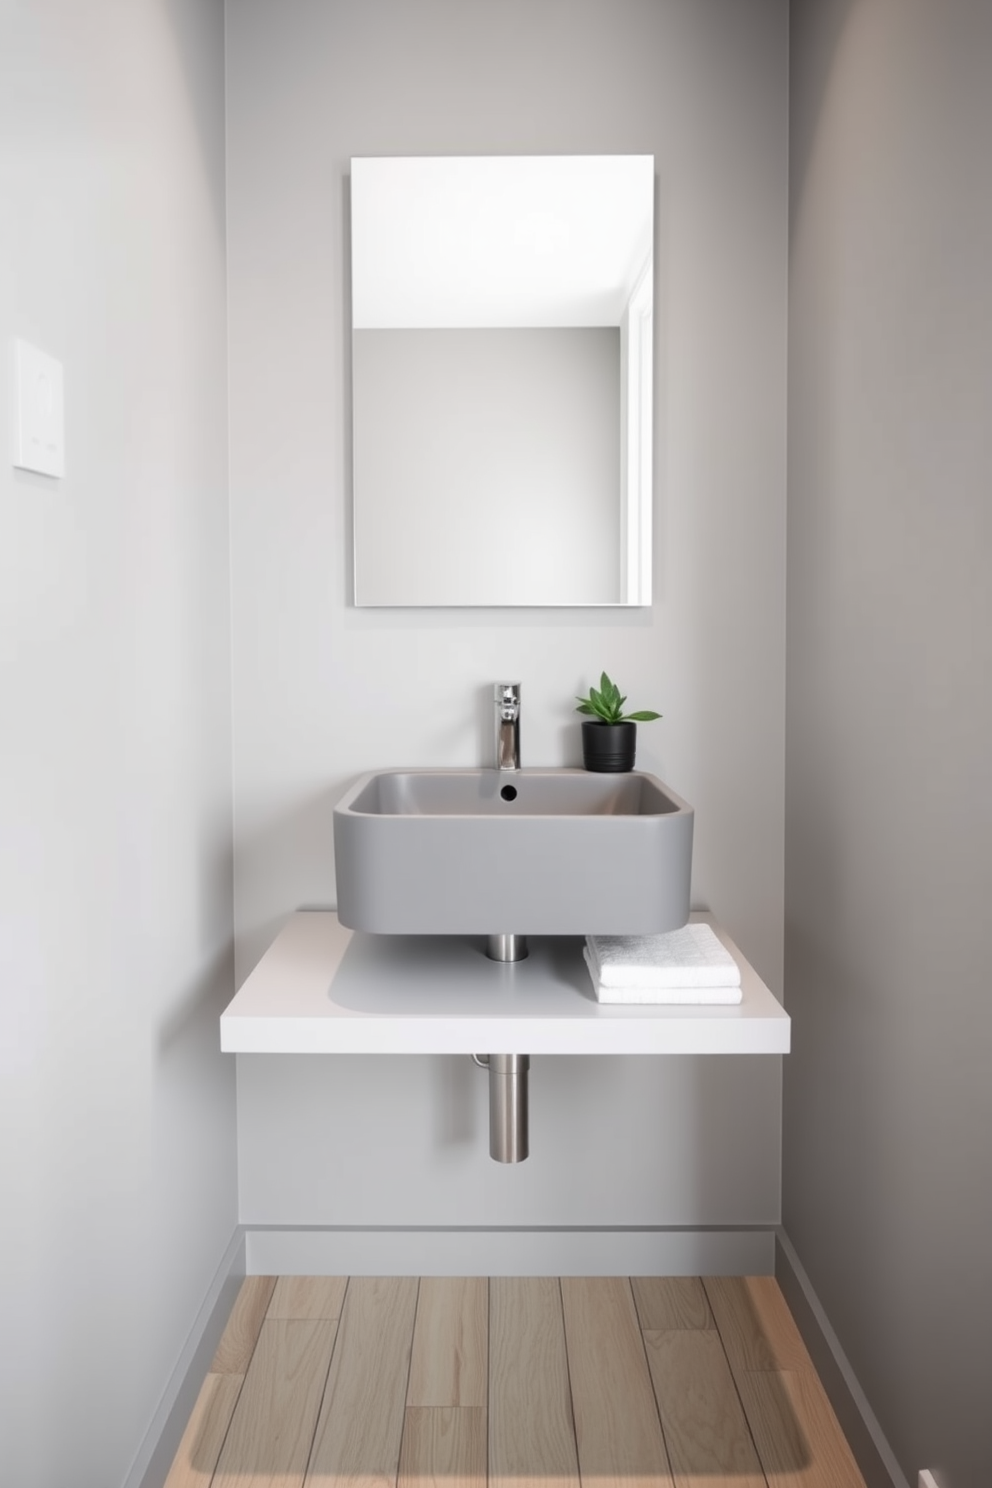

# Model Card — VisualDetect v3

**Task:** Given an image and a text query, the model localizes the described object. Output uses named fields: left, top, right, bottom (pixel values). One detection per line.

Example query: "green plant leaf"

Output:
left=576, top=673, right=660, bottom=724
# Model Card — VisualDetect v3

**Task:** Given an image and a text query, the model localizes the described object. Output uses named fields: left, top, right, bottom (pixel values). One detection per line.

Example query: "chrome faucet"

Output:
left=494, top=682, right=521, bottom=771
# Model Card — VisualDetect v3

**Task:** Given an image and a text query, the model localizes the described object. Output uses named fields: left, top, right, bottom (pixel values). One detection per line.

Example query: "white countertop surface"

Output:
left=220, top=912, right=790, bottom=1056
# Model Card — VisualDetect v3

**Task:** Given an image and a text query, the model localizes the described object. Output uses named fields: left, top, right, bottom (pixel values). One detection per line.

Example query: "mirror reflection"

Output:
left=351, top=155, right=654, bottom=607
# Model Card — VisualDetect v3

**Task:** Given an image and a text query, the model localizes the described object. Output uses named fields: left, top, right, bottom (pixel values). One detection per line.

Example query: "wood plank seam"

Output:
left=561, top=1276, right=676, bottom=1488
left=487, top=1276, right=492, bottom=1478
left=396, top=1277, right=423, bottom=1470
left=406, top=1277, right=488, bottom=1408
left=162, top=1372, right=247, bottom=1488
left=556, top=1277, right=582, bottom=1467
left=206, top=1375, right=246, bottom=1486
left=631, top=1276, right=714, bottom=1332
left=304, top=1276, right=421, bottom=1485
left=641, top=1329, right=766, bottom=1486
left=489, top=1276, right=581, bottom=1486
left=628, top=1276, right=680, bottom=1477
left=701, top=1275, right=790, bottom=1482
left=213, top=1319, right=341, bottom=1488
left=399, top=1407, right=488, bottom=1487
left=713, top=1314, right=769, bottom=1477
left=211, top=1274, right=277, bottom=1375
left=697, top=1281, right=770, bottom=1475
left=700, top=1277, right=867, bottom=1487
left=300, top=1275, right=352, bottom=1484
left=266, top=1274, right=349, bottom=1321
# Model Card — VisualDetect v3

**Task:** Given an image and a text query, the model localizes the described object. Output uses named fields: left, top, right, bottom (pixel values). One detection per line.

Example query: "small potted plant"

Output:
left=575, top=671, right=661, bottom=772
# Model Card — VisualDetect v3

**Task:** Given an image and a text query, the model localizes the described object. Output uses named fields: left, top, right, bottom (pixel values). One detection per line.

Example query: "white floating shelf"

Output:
left=221, top=912, right=789, bottom=1057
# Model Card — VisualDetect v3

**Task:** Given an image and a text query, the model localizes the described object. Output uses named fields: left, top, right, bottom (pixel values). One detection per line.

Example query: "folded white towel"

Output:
left=583, top=945, right=743, bottom=1005
left=586, top=923, right=741, bottom=989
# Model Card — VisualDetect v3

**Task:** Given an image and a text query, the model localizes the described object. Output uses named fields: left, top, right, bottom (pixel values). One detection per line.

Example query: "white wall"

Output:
left=227, top=0, right=788, bottom=1243
left=0, top=3, right=237, bottom=1484
left=785, top=1, right=992, bottom=1483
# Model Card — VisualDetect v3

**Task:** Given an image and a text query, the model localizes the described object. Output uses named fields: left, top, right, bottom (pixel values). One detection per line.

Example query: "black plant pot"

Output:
left=581, top=719, right=637, bottom=773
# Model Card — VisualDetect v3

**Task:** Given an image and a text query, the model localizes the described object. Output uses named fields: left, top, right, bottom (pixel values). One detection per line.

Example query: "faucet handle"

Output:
left=494, top=683, right=521, bottom=770
left=495, top=682, right=520, bottom=721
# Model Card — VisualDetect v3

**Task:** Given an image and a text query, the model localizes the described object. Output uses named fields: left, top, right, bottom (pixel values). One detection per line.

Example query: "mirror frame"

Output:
left=350, top=154, right=655, bottom=608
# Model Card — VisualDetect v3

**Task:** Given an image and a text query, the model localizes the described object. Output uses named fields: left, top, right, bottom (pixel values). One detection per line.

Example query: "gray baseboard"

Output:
left=124, top=1227, right=246, bottom=1488
left=775, top=1229, right=909, bottom=1488
left=245, top=1225, right=776, bottom=1276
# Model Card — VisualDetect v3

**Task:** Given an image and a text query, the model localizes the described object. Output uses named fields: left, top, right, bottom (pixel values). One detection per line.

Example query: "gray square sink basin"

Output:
left=333, top=768, right=693, bottom=935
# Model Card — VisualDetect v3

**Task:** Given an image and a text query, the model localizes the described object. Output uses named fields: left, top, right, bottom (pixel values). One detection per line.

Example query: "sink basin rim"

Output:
left=336, top=766, right=692, bottom=820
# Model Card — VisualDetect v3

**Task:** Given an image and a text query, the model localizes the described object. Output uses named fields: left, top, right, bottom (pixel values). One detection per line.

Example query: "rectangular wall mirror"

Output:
left=351, top=155, right=654, bottom=607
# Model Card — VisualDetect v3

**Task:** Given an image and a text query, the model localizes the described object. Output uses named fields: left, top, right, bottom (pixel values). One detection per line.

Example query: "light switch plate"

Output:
left=12, top=338, right=65, bottom=477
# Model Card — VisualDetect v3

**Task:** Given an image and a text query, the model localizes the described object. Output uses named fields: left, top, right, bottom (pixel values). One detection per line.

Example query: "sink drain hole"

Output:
left=500, top=783, right=517, bottom=801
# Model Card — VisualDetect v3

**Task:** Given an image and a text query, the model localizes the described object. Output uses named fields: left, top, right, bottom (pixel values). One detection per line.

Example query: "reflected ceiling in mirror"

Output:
left=351, top=155, right=654, bottom=607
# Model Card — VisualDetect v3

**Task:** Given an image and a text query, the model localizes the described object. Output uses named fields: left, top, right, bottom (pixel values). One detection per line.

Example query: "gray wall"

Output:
left=0, top=3, right=237, bottom=1484
left=785, top=1, right=992, bottom=1484
left=237, top=1052, right=782, bottom=1239
left=226, top=0, right=788, bottom=1247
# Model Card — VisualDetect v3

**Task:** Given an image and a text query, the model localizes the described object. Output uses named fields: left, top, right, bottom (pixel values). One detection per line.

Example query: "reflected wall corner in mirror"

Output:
left=350, top=154, right=655, bottom=609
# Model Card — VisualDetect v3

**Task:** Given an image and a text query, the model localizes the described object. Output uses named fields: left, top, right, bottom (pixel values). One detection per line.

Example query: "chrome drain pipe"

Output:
left=486, top=933, right=529, bottom=962
left=471, top=1053, right=530, bottom=1162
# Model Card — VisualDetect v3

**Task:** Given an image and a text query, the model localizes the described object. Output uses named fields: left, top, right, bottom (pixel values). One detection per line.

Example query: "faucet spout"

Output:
left=494, top=682, right=521, bottom=771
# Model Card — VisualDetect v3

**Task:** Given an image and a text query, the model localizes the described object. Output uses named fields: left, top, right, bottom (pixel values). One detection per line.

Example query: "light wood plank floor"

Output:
left=165, top=1275, right=866, bottom=1488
